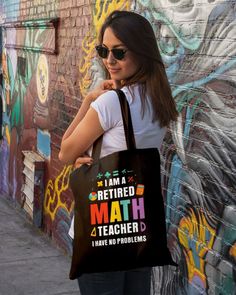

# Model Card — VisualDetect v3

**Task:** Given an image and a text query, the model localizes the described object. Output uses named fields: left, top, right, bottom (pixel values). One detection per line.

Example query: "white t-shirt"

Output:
left=68, top=84, right=166, bottom=238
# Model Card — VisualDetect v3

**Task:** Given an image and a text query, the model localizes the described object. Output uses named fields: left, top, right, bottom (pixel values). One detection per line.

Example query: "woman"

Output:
left=59, top=10, right=178, bottom=295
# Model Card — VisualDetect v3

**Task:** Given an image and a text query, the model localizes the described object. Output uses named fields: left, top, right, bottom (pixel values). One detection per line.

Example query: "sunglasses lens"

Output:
left=96, top=46, right=126, bottom=60
left=96, top=46, right=108, bottom=58
left=112, top=49, right=126, bottom=60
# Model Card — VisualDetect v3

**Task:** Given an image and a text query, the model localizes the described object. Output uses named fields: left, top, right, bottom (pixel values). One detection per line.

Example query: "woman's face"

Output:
left=102, top=27, right=139, bottom=81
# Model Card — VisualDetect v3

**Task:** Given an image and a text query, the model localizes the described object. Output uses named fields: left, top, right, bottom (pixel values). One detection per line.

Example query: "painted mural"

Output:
left=1, top=18, right=58, bottom=200
left=44, top=164, right=73, bottom=254
left=0, top=0, right=235, bottom=294
left=136, top=0, right=236, bottom=294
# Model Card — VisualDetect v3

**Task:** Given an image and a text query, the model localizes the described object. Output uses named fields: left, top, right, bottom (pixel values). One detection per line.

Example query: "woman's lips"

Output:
left=108, top=68, right=120, bottom=74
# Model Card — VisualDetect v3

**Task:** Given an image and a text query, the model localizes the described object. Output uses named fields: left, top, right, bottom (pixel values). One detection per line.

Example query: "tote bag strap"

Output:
left=115, top=89, right=136, bottom=150
left=92, top=89, right=136, bottom=159
left=92, top=136, right=103, bottom=160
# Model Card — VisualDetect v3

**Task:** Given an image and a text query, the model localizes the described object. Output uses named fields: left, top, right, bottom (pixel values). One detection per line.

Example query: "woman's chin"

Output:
left=110, top=73, right=122, bottom=81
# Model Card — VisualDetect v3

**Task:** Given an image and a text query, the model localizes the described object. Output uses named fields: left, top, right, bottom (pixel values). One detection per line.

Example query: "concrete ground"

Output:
left=0, top=196, right=80, bottom=295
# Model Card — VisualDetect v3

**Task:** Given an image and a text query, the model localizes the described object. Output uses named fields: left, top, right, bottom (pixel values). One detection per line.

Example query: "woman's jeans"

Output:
left=77, top=267, right=151, bottom=295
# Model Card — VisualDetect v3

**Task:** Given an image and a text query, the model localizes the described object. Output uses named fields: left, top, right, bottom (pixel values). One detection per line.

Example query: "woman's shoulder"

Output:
left=90, top=90, right=122, bottom=131
left=94, top=89, right=120, bottom=105
left=91, top=90, right=121, bottom=113
left=91, top=84, right=141, bottom=111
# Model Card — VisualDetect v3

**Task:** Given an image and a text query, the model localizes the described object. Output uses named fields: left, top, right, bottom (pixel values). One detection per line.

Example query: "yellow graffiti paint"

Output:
left=178, top=209, right=216, bottom=286
left=229, top=242, right=236, bottom=258
left=5, top=125, right=11, bottom=145
left=79, top=0, right=130, bottom=96
left=2, top=51, right=11, bottom=105
left=44, top=165, right=73, bottom=221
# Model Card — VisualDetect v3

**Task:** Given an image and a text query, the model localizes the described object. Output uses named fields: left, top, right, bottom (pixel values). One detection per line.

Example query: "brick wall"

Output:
left=0, top=0, right=235, bottom=294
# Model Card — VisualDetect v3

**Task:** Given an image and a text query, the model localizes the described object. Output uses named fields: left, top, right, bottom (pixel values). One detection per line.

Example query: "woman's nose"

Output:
left=107, top=51, right=116, bottom=64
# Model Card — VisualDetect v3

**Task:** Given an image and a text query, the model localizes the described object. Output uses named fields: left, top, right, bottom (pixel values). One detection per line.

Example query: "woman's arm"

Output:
left=59, top=80, right=120, bottom=165
left=58, top=106, right=104, bottom=164
left=60, top=92, right=95, bottom=142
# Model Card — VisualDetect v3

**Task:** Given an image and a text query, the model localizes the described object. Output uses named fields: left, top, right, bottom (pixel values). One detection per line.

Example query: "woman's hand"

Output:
left=86, top=79, right=121, bottom=102
left=74, top=155, right=93, bottom=169
left=101, top=79, right=121, bottom=90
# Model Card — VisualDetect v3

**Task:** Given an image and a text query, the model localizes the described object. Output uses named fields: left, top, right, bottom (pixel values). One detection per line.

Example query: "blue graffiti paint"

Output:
left=166, top=154, right=182, bottom=227
left=161, top=45, right=185, bottom=65
left=0, top=138, right=9, bottom=194
left=173, top=58, right=236, bottom=98
left=37, top=128, right=51, bottom=159
left=137, top=0, right=201, bottom=50
left=153, top=11, right=201, bottom=51
left=184, top=99, right=201, bottom=143
left=2, top=0, right=20, bottom=20
left=54, top=207, right=73, bottom=255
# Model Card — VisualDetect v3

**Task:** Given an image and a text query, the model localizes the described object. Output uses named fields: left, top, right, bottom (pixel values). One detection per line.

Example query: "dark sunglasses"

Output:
left=95, top=45, right=127, bottom=60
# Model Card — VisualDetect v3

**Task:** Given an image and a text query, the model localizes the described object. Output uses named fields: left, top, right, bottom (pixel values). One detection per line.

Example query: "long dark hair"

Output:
left=98, top=10, right=178, bottom=127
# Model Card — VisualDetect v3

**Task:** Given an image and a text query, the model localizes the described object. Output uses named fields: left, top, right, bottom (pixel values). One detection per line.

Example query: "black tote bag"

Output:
left=69, top=89, right=177, bottom=279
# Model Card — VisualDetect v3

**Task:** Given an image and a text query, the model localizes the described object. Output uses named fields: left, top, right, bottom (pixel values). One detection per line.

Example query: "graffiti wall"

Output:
left=0, top=0, right=235, bottom=294
left=145, top=0, right=236, bottom=294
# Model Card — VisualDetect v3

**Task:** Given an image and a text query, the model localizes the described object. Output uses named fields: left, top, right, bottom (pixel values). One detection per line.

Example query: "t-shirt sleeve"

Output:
left=90, top=90, right=121, bottom=131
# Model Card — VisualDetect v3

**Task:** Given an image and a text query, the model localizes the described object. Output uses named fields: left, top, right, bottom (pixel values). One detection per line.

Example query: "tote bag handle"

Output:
left=92, top=89, right=136, bottom=160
